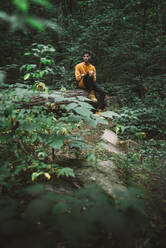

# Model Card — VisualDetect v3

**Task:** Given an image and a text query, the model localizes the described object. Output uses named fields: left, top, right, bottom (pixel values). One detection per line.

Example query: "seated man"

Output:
left=75, top=51, right=106, bottom=111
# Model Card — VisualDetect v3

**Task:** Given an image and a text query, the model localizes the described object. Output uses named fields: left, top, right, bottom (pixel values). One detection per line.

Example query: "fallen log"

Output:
left=13, top=86, right=119, bottom=109
left=16, top=89, right=92, bottom=108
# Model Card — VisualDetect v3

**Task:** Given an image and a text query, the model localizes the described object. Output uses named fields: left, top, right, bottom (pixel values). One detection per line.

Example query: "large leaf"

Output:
left=24, top=73, right=30, bottom=80
left=84, top=117, right=98, bottom=128
left=101, top=111, right=120, bottom=118
left=26, top=17, right=45, bottom=31
left=23, top=123, right=37, bottom=131
left=49, top=135, right=64, bottom=149
left=52, top=202, right=67, bottom=215
left=31, top=133, right=38, bottom=142
left=78, top=101, right=94, bottom=110
left=0, top=11, right=9, bottom=21
left=66, top=103, right=78, bottom=111
left=31, top=172, right=43, bottom=181
left=13, top=0, right=29, bottom=13
left=24, top=197, right=50, bottom=220
left=24, top=184, right=45, bottom=195
left=57, top=167, right=75, bottom=178
left=75, top=107, right=91, bottom=116
left=54, top=96, right=73, bottom=102
left=31, top=0, right=54, bottom=9
left=39, top=70, right=45, bottom=78
left=76, top=96, right=90, bottom=102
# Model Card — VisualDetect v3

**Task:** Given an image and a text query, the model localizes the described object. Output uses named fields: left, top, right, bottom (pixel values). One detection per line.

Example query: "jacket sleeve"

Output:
left=93, top=66, right=96, bottom=82
left=75, top=65, right=82, bottom=82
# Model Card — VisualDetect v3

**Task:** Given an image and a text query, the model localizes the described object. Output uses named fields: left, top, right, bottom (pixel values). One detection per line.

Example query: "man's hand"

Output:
left=88, top=70, right=94, bottom=77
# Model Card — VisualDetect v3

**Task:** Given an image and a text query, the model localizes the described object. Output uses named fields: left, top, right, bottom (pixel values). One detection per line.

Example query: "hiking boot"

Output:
left=95, top=109, right=105, bottom=119
left=95, top=109, right=102, bottom=114
left=89, top=90, right=98, bottom=102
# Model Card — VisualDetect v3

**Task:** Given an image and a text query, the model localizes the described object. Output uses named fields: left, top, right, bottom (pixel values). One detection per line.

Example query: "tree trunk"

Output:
left=18, top=89, right=90, bottom=108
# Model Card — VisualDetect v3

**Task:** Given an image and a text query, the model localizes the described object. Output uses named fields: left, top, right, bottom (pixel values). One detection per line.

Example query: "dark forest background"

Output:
left=1, top=0, right=166, bottom=90
left=0, top=1, right=166, bottom=248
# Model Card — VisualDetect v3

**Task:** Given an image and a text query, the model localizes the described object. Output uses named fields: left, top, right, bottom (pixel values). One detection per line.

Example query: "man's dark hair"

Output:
left=83, top=51, right=91, bottom=56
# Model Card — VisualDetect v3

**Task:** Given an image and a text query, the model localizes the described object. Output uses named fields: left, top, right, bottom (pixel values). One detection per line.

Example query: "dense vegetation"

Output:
left=0, top=0, right=166, bottom=247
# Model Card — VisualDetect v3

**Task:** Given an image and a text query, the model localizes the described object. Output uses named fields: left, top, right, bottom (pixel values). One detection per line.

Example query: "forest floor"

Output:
left=2, top=86, right=165, bottom=248
left=85, top=124, right=166, bottom=248
left=47, top=115, right=166, bottom=248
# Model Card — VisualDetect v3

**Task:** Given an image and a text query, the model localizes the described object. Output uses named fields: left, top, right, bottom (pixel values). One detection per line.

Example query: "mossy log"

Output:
left=15, top=88, right=119, bottom=109
left=19, top=89, right=91, bottom=108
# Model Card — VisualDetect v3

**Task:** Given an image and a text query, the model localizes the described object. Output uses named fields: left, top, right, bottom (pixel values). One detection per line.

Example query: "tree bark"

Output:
left=18, top=89, right=90, bottom=108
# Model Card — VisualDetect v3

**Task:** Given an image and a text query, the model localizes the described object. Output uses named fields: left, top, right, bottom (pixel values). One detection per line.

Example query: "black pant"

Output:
left=83, top=74, right=106, bottom=110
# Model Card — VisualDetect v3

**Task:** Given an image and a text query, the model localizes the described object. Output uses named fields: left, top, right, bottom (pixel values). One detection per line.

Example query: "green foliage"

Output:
left=112, top=138, right=166, bottom=178
left=0, top=83, right=108, bottom=190
left=0, top=0, right=56, bottom=32
left=112, top=95, right=166, bottom=139
left=21, top=43, right=56, bottom=85
left=21, top=42, right=75, bottom=88
left=0, top=183, right=146, bottom=248
left=113, top=152, right=142, bottom=173
left=26, top=17, right=45, bottom=31
left=0, top=1, right=165, bottom=246
left=57, top=167, right=75, bottom=178
left=13, top=0, right=29, bottom=13
left=139, top=139, right=166, bottom=167
left=31, top=0, right=53, bottom=9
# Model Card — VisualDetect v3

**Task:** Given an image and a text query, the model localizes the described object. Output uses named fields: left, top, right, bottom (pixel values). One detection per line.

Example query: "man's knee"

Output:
left=94, top=85, right=106, bottom=95
left=78, top=80, right=86, bottom=89
left=83, top=75, right=94, bottom=90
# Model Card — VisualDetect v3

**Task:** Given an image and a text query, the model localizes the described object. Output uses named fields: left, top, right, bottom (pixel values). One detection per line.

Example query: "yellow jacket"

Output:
left=75, top=62, right=96, bottom=89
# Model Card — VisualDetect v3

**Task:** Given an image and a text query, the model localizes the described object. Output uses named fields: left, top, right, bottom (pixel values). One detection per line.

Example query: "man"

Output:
left=75, top=51, right=106, bottom=112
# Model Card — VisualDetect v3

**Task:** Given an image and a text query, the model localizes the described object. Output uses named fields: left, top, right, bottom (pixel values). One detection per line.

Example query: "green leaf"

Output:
left=101, top=111, right=120, bottom=118
left=5, top=106, right=13, bottom=115
left=32, top=83, right=37, bottom=92
left=38, top=152, right=46, bottom=159
left=119, top=125, right=129, bottom=134
left=79, top=101, right=94, bottom=110
left=23, top=123, right=37, bottom=131
left=57, top=167, right=75, bottom=178
left=52, top=202, right=67, bottom=215
left=66, top=103, right=78, bottom=111
left=0, top=11, right=9, bottom=21
left=13, top=0, right=29, bottom=13
left=26, top=17, right=45, bottom=31
left=95, top=117, right=108, bottom=125
left=24, top=97, right=30, bottom=102
left=24, top=73, right=30, bottom=80
left=76, top=96, right=90, bottom=102
left=84, top=117, right=98, bottom=128
left=49, top=135, right=64, bottom=149
left=55, top=96, right=74, bottom=103
left=87, top=152, right=97, bottom=164
left=24, top=198, right=49, bottom=220
left=24, top=52, right=31, bottom=56
left=14, top=165, right=25, bottom=176
left=24, top=184, right=45, bottom=195
left=75, top=107, right=91, bottom=116
left=39, top=71, right=45, bottom=78
left=26, top=65, right=32, bottom=71
left=31, top=0, right=54, bottom=9
left=31, top=133, right=38, bottom=142
left=31, top=172, right=43, bottom=181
